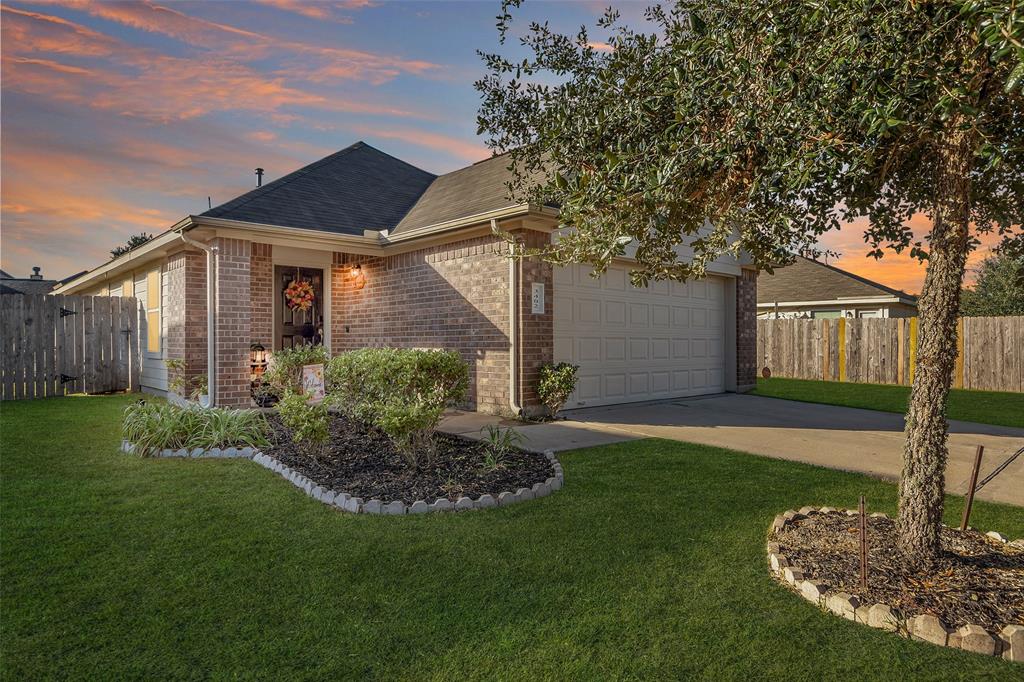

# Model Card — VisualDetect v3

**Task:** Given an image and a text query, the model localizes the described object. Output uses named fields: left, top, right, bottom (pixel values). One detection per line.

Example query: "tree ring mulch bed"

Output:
left=768, top=507, right=1024, bottom=662
left=263, top=413, right=555, bottom=505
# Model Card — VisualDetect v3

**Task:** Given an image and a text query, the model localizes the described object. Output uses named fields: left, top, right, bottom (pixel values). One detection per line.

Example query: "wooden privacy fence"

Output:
left=757, top=316, right=1023, bottom=393
left=1, top=294, right=144, bottom=400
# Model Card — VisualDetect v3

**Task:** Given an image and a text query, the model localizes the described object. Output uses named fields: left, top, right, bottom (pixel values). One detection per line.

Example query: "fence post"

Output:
left=838, top=317, right=847, bottom=383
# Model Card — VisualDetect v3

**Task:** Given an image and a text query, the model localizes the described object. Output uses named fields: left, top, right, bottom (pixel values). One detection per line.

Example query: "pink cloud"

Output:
left=351, top=125, right=488, bottom=163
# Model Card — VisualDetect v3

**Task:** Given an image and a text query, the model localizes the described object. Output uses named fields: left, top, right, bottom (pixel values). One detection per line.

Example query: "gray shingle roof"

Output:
left=393, top=153, right=520, bottom=234
left=202, top=142, right=437, bottom=235
left=758, top=256, right=917, bottom=304
left=0, top=279, right=57, bottom=295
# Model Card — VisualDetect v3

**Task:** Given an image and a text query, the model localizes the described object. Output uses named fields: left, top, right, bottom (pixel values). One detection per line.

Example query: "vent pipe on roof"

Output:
left=30, top=267, right=43, bottom=280
left=255, top=167, right=264, bottom=187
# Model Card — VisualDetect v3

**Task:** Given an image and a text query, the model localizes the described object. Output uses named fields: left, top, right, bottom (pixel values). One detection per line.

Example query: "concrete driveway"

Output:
left=441, top=394, right=1024, bottom=507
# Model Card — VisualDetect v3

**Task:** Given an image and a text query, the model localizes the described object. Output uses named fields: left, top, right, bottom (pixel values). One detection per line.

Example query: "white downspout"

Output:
left=497, top=219, right=522, bottom=417
left=177, top=230, right=218, bottom=408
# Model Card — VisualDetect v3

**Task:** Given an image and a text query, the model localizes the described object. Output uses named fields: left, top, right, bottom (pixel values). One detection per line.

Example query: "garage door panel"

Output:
left=578, top=337, right=602, bottom=362
left=554, top=263, right=727, bottom=408
left=605, top=374, right=626, bottom=398
left=605, top=337, right=626, bottom=361
left=578, top=299, right=602, bottom=324
left=605, top=300, right=626, bottom=325
left=629, top=303, right=648, bottom=326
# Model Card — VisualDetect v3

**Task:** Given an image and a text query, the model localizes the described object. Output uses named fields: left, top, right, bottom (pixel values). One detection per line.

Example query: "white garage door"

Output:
left=553, top=264, right=726, bottom=408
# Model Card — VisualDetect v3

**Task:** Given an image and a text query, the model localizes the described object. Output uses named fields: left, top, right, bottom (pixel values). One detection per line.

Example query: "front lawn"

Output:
left=753, top=377, right=1024, bottom=428
left=2, top=395, right=1022, bottom=679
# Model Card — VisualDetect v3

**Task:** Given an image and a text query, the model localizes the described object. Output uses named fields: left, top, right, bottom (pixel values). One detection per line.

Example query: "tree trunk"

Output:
left=897, top=120, right=974, bottom=568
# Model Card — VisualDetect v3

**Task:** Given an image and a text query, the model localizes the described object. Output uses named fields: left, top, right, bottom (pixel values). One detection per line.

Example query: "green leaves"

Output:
left=476, top=0, right=1024, bottom=280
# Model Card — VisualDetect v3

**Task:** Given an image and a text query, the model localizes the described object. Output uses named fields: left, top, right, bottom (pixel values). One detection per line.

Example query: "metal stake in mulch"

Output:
left=960, top=445, right=985, bottom=531
left=858, top=495, right=868, bottom=590
left=960, top=443, right=1024, bottom=531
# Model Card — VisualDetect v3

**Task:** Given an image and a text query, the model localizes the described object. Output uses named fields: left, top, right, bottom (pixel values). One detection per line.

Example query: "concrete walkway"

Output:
left=439, top=395, right=1024, bottom=507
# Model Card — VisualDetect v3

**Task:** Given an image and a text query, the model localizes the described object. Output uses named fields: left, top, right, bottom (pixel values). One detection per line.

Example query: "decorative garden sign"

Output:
left=301, top=364, right=325, bottom=402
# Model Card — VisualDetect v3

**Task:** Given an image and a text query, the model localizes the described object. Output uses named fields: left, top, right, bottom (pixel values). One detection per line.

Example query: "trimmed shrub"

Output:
left=326, top=348, right=469, bottom=468
left=262, top=344, right=328, bottom=397
left=537, top=362, right=580, bottom=417
left=276, top=390, right=329, bottom=454
left=121, top=400, right=269, bottom=456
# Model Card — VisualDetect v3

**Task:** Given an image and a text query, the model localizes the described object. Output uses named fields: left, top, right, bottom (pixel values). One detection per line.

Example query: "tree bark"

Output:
left=897, top=120, right=974, bottom=568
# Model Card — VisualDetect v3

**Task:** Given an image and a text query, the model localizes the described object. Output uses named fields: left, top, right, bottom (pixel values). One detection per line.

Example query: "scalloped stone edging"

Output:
left=120, top=440, right=256, bottom=458
left=248, top=448, right=563, bottom=515
left=768, top=506, right=1023, bottom=663
left=121, top=438, right=565, bottom=515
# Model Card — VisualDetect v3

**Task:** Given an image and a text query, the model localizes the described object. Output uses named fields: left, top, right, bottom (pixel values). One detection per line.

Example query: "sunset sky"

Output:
left=0, top=0, right=998, bottom=293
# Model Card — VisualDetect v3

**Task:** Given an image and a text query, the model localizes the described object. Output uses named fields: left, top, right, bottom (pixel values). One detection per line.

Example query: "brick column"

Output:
left=213, top=237, right=252, bottom=407
left=517, top=229, right=553, bottom=415
left=736, top=267, right=757, bottom=392
left=250, top=243, right=273, bottom=349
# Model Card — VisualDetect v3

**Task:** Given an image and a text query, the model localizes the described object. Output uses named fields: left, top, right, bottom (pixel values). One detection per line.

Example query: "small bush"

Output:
left=122, top=400, right=269, bottom=456
left=326, top=348, right=469, bottom=468
left=537, top=362, right=580, bottom=417
left=479, top=424, right=525, bottom=470
left=263, top=344, right=328, bottom=397
left=276, top=390, right=329, bottom=454
left=165, top=359, right=207, bottom=401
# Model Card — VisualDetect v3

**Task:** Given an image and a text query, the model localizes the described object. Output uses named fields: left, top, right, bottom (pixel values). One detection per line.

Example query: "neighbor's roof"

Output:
left=0, top=278, right=57, bottom=295
left=202, top=141, right=437, bottom=235
left=758, top=256, right=917, bottom=304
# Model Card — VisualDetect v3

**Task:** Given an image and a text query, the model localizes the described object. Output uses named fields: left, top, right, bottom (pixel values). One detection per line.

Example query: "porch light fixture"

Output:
left=250, top=341, right=268, bottom=380
left=350, top=263, right=366, bottom=290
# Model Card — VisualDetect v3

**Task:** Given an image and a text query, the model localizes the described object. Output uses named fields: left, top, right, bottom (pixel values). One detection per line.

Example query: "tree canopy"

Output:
left=477, top=0, right=1023, bottom=284
left=110, top=233, right=154, bottom=259
left=961, top=248, right=1024, bottom=315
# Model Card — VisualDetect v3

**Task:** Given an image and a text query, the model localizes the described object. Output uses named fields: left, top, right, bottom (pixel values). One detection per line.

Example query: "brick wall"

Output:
left=164, top=248, right=207, bottom=385
left=213, top=237, right=252, bottom=407
left=516, top=230, right=553, bottom=414
left=736, top=268, right=757, bottom=391
left=250, top=242, right=273, bottom=348
left=331, top=234, right=514, bottom=413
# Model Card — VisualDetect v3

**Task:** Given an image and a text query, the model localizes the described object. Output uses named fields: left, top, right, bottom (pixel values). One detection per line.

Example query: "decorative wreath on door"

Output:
left=284, top=279, right=315, bottom=311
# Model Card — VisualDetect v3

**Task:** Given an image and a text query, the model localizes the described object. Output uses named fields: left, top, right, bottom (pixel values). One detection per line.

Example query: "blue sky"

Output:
left=0, top=1, right=968, bottom=292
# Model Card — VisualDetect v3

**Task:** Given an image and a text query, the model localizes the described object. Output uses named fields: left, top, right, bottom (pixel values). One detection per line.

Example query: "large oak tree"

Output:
left=477, top=0, right=1023, bottom=567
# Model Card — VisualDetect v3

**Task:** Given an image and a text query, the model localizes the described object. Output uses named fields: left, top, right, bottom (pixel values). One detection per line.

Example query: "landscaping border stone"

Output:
left=767, top=506, right=1023, bottom=663
left=122, top=439, right=564, bottom=516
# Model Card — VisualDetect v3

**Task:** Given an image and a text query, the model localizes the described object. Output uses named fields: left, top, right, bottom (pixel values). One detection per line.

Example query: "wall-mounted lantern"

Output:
left=250, top=341, right=268, bottom=380
left=351, top=263, right=366, bottom=290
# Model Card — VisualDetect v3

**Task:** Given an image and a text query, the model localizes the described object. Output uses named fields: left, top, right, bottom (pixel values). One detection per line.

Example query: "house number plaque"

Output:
left=531, top=283, right=545, bottom=314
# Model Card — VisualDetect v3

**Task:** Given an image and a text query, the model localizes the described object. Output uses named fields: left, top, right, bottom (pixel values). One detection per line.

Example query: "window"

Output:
left=146, top=269, right=161, bottom=354
left=811, top=310, right=841, bottom=319
left=122, top=277, right=133, bottom=298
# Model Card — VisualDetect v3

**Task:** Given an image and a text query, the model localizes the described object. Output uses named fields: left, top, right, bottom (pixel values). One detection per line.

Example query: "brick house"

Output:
left=56, top=142, right=757, bottom=413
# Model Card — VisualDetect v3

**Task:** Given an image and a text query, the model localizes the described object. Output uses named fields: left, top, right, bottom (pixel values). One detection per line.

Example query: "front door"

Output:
left=275, top=265, right=324, bottom=349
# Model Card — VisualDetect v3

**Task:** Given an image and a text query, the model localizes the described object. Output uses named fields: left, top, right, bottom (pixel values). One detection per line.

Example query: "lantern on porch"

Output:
left=250, top=341, right=268, bottom=380
left=351, top=263, right=366, bottom=290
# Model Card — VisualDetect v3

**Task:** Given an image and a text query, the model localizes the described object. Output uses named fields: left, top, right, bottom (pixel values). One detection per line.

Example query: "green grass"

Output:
left=753, top=377, right=1024, bottom=428
left=3, top=395, right=1023, bottom=680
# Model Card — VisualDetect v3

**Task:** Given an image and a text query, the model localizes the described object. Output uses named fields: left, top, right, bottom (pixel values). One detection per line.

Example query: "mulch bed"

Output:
left=777, top=513, right=1024, bottom=633
left=263, top=413, right=554, bottom=505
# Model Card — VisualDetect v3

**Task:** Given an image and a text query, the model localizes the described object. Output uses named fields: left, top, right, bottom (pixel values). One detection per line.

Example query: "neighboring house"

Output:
left=0, top=267, right=59, bottom=296
left=757, top=256, right=917, bottom=319
left=56, top=142, right=758, bottom=412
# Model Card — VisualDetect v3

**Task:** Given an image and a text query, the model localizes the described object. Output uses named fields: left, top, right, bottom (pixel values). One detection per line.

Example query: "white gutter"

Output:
left=177, top=229, right=218, bottom=409
left=499, top=218, right=522, bottom=417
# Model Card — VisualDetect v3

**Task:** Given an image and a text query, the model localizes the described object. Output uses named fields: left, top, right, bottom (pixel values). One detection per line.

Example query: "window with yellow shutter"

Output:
left=146, top=269, right=161, bottom=354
